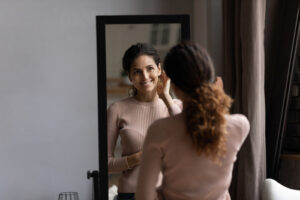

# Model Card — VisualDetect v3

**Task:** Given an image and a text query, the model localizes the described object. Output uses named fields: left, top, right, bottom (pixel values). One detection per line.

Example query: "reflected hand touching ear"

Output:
left=157, top=71, right=180, bottom=115
left=157, top=71, right=171, bottom=98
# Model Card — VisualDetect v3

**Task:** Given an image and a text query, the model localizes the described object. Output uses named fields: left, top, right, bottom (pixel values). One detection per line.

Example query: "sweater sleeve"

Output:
left=239, top=115, right=250, bottom=145
left=232, top=114, right=250, bottom=151
left=136, top=123, right=163, bottom=200
left=107, top=103, right=130, bottom=173
left=168, top=99, right=183, bottom=115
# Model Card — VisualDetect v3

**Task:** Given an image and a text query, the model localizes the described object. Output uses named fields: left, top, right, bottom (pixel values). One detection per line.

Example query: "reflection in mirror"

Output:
left=106, top=23, right=181, bottom=197
left=106, top=23, right=181, bottom=106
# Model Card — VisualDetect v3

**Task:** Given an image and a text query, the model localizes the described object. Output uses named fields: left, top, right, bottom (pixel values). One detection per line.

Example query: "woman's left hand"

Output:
left=214, top=76, right=223, bottom=89
left=157, top=71, right=171, bottom=98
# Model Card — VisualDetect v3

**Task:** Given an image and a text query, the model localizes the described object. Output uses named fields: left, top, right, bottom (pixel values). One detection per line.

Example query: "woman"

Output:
left=136, top=41, right=250, bottom=200
left=107, top=43, right=182, bottom=200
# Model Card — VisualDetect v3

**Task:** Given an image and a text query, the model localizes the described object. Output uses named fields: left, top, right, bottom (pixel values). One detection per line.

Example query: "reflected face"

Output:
left=129, top=55, right=161, bottom=94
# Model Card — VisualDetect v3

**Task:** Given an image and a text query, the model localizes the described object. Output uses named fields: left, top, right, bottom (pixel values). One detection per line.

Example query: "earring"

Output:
left=128, top=85, right=137, bottom=96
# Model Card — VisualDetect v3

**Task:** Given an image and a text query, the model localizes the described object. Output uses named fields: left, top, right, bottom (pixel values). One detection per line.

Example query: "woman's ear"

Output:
left=157, top=63, right=162, bottom=76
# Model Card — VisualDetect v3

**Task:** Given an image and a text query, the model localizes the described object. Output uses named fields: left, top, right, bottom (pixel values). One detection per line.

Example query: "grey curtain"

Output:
left=223, top=0, right=266, bottom=200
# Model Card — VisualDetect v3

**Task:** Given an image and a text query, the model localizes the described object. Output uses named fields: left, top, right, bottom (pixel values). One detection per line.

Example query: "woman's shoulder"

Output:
left=108, top=97, right=134, bottom=108
left=145, top=115, right=181, bottom=147
left=226, top=114, right=250, bottom=142
left=147, top=113, right=184, bottom=138
left=107, top=97, right=135, bottom=115
left=227, top=114, right=249, bottom=127
left=155, top=112, right=182, bottom=125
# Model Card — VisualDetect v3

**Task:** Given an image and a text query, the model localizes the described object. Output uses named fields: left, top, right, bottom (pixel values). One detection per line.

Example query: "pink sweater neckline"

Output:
left=129, top=96, right=160, bottom=106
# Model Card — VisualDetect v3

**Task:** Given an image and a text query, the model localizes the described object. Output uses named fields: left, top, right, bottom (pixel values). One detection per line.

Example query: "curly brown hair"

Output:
left=185, top=84, right=232, bottom=163
left=164, top=41, right=232, bottom=163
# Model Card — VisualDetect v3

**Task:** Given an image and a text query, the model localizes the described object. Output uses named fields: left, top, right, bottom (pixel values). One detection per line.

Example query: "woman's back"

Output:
left=136, top=41, right=250, bottom=200
left=136, top=113, right=249, bottom=200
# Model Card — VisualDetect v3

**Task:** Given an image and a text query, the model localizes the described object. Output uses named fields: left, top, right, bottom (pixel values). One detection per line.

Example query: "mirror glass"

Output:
left=106, top=23, right=181, bottom=186
left=106, top=23, right=181, bottom=106
left=96, top=15, right=190, bottom=199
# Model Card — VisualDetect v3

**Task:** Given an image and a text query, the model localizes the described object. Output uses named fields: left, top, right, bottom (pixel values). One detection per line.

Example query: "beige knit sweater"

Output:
left=136, top=113, right=250, bottom=200
left=107, top=97, right=182, bottom=193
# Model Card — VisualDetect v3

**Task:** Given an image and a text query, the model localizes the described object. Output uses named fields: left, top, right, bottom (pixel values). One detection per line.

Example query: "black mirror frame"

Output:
left=96, top=14, right=190, bottom=200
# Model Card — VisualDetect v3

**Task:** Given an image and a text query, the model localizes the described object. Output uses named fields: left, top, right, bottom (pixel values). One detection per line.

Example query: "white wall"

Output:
left=0, top=0, right=193, bottom=200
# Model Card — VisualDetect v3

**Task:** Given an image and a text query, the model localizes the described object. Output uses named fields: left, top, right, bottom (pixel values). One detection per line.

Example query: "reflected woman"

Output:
left=136, top=41, right=250, bottom=200
left=107, top=43, right=182, bottom=200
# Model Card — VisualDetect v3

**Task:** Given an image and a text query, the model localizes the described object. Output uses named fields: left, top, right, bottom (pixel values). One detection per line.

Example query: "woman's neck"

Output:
left=134, top=91, right=158, bottom=102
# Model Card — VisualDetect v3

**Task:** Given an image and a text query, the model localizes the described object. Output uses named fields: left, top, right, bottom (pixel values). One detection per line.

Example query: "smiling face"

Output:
left=128, top=55, right=161, bottom=97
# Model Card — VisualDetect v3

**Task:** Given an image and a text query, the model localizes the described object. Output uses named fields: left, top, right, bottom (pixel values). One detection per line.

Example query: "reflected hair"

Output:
left=122, top=43, right=160, bottom=73
left=164, top=41, right=232, bottom=163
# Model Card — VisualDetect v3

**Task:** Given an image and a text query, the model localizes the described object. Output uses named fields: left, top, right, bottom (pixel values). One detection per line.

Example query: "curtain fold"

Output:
left=223, top=0, right=266, bottom=200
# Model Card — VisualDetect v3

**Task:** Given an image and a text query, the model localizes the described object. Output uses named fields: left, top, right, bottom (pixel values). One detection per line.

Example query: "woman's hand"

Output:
left=127, top=151, right=142, bottom=169
left=214, top=76, right=223, bottom=89
left=157, top=71, right=171, bottom=98
left=157, top=71, right=182, bottom=115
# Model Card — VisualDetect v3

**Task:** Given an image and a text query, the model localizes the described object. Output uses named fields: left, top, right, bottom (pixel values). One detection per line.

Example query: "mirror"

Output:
left=96, top=15, right=190, bottom=199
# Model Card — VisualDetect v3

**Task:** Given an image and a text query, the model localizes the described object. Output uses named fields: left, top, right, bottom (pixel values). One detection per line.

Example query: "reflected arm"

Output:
left=159, top=76, right=182, bottom=115
left=107, top=103, right=130, bottom=173
left=161, top=95, right=182, bottom=115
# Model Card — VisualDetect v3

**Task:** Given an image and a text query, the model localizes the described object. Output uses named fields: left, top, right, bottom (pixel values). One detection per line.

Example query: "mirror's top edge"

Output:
left=96, top=14, right=190, bottom=24
left=96, top=14, right=189, bottom=17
